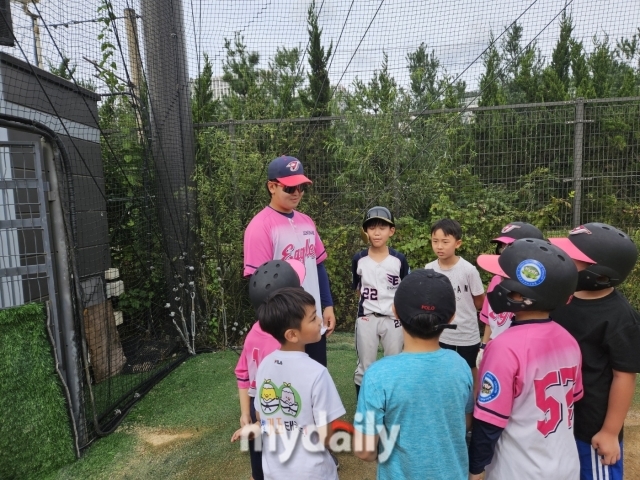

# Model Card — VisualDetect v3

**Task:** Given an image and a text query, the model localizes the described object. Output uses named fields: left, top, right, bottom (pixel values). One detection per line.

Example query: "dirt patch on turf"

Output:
left=136, top=427, right=200, bottom=448
left=625, top=424, right=640, bottom=477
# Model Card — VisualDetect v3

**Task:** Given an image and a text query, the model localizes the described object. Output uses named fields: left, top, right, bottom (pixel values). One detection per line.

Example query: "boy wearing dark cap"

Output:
left=243, top=156, right=335, bottom=366
left=353, top=269, right=474, bottom=480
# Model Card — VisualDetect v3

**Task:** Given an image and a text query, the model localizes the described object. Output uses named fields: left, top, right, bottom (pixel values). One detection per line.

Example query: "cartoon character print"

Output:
left=279, top=383, right=301, bottom=417
left=260, top=380, right=280, bottom=414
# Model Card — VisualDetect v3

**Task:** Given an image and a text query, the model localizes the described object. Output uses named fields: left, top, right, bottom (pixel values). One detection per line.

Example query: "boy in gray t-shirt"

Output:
left=425, top=219, right=484, bottom=383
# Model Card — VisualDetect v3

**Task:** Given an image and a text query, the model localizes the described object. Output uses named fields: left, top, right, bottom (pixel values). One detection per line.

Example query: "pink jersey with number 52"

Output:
left=475, top=320, right=583, bottom=480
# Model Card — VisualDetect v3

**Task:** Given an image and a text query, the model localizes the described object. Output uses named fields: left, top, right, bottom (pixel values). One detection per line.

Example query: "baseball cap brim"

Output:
left=285, top=259, right=306, bottom=284
left=477, top=254, right=509, bottom=278
left=365, top=216, right=394, bottom=225
left=491, top=236, right=517, bottom=244
left=548, top=237, right=596, bottom=263
left=277, top=174, right=312, bottom=187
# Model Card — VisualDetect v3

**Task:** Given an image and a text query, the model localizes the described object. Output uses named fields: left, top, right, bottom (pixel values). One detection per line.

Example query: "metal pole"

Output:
left=124, top=9, right=143, bottom=95
left=572, top=98, right=585, bottom=228
left=140, top=0, right=196, bottom=282
left=42, top=139, right=86, bottom=448
left=124, top=8, right=144, bottom=140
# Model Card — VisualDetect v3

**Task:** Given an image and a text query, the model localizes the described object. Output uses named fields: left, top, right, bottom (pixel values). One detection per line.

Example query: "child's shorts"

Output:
left=439, top=342, right=480, bottom=370
left=576, top=438, right=623, bottom=480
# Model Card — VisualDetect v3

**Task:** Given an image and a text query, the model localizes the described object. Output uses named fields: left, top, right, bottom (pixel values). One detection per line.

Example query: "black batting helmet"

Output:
left=361, top=206, right=395, bottom=243
left=477, top=238, right=578, bottom=313
left=549, top=223, right=638, bottom=291
left=363, top=206, right=395, bottom=228
left=248, top=260, right=306, bottom=310
left=491, top=222, right=544, bottom=254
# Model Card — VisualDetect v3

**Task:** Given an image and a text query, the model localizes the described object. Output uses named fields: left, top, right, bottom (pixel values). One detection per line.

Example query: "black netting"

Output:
left=0, top=0, right=637, bottom=454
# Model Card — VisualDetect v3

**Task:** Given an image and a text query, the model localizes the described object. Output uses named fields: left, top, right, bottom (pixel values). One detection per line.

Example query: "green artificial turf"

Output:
left=43, top=332, right=640, bottom=479
left=0, top=303, right=76, bottom=479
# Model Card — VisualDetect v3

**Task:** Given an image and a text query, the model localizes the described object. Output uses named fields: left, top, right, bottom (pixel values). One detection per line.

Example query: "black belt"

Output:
left=371, top=312, right=387, bottom=317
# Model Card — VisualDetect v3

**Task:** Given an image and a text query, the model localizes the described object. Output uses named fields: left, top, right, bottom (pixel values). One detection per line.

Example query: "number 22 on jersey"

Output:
left=534, top=366, right=578, bottom=437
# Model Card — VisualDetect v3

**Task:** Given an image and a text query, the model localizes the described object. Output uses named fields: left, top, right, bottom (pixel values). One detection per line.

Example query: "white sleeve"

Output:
left=311, top=369, right=346, bottom=427
left=469, top=265, right=485, bottom=296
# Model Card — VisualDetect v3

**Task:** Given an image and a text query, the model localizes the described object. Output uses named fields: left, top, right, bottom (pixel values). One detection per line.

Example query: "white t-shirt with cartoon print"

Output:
left=254, top=350, right=346, bottom=480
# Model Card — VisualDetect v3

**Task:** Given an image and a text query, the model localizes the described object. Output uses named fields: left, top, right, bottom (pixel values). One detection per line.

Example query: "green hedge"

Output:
left=0, top=303, right=75, bottom=479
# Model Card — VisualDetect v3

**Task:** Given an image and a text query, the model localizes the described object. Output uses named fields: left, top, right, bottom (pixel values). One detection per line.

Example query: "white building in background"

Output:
left=188, top=76, right=231, bottom=100
left=210, top=76, right=230, bottom=100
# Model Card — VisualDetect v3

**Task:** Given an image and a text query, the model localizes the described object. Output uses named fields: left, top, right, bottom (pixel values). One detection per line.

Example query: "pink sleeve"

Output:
left=474, top=340, right=520, bottom=428
left=243, top=215, right=274, bottom=277
left=315, top=224, right=328, bottom=264
left=235, top=348, right=250, bottom=390
left=480, top=275, right=501, bottom=323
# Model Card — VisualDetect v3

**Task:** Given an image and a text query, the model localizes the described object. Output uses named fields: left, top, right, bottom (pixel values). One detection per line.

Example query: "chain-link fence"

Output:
left=195, top=96, right=640, bottom=339
left=0, top=0, right=638, bottom=460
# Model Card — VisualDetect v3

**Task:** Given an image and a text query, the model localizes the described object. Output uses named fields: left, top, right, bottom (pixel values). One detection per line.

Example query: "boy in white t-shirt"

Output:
left=425, top=219, right=485, bottom=384
left=232, top=288, right=345, bottom=480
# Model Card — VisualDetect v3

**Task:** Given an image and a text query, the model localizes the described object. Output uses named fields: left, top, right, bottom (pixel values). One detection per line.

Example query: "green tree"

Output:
left=301, top=0, right=333, bottom=117
left=590, top=35, right=614, bottom=98
left=407, top=43, right=441, bottom=109
left=222, top=33, right=262, bottom=118
left=351, top=51, right=399, bottom=114
left=479, top=32, right=506, bottom=106
left=551, top=12, right=574, bottom=93
left=191, top=54, right=220, bottom=124
left=262, top=47, right=305, bottom=118
left=570, top=39, right=595, bottom=98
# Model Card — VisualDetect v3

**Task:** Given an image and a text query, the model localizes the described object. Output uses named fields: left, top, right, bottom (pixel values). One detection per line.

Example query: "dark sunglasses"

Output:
left=278, top=183, right=306, bottom=194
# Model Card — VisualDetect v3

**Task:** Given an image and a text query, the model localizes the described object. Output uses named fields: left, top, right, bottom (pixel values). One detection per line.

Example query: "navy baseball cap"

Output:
left=267, top=156, right=312, bottom=187
left=394, top=269, right=457, bottom=331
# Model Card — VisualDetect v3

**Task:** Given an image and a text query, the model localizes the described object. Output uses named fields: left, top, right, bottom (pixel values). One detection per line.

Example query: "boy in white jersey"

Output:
left=243, top=156, right=335, bottom=367
left=476, top=222, right=544, bottom=367
left=425, top=219, right=485, bottom=383
left=232, top=288, right=346, bottom=480
left=469, top=238, right=583, bottom=480
left=352, top=206, right=410, bottom=398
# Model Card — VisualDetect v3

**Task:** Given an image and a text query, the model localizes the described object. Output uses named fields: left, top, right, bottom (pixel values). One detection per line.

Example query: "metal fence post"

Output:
left=572, top=98, right=585, bottom=228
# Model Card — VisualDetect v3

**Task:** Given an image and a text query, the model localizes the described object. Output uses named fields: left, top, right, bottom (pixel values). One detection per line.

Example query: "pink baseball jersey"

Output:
left=479, top=275, right=514, bottom=339
left=243, top=207, right=327, bottom=319
left=235, top=322, right=281, bottom=397
left=475, top=320, right=583, bottom=480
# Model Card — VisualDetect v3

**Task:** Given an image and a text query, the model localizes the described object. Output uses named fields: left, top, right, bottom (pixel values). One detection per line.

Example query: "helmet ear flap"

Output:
left=360, top=227, right=369, bottom=244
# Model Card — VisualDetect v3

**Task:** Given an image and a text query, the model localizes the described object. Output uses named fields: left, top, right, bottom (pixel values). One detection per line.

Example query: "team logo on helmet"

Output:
left=501, top=224, right=521, bottom=234
left=516, top=259, right=546, bottom=287
left=569, top=225, right=592, bottom=235
left=478, top=372, right=500, bottom=404
left=286, top=160, right=301, bottom=172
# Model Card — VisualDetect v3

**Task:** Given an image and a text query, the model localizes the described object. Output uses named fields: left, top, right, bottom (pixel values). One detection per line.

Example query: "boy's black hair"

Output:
left=431, top=218, right=462, bottom=240
left=400, top=313, right=450, bottom=340
left=364, top=218, right=395, bottom=230
left=257, top=287, right=316, bottom=343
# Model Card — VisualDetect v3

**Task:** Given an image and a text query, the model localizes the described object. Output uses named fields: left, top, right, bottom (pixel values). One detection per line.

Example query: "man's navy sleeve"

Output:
left=317, top=262, right=333, bottom=308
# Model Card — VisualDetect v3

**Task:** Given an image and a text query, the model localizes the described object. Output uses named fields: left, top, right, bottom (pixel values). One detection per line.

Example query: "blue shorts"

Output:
left=576, top=438, right=623, bottom=480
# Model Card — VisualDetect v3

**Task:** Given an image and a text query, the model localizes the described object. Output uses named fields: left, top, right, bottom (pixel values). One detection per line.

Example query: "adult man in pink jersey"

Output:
left=469, top=238, right=583, bottom=480
left=243, top=156, right=335, bottom=366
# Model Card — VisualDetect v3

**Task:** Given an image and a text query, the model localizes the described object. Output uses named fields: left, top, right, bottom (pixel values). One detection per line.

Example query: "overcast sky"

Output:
left=2, top=0, right=639, bottom=95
